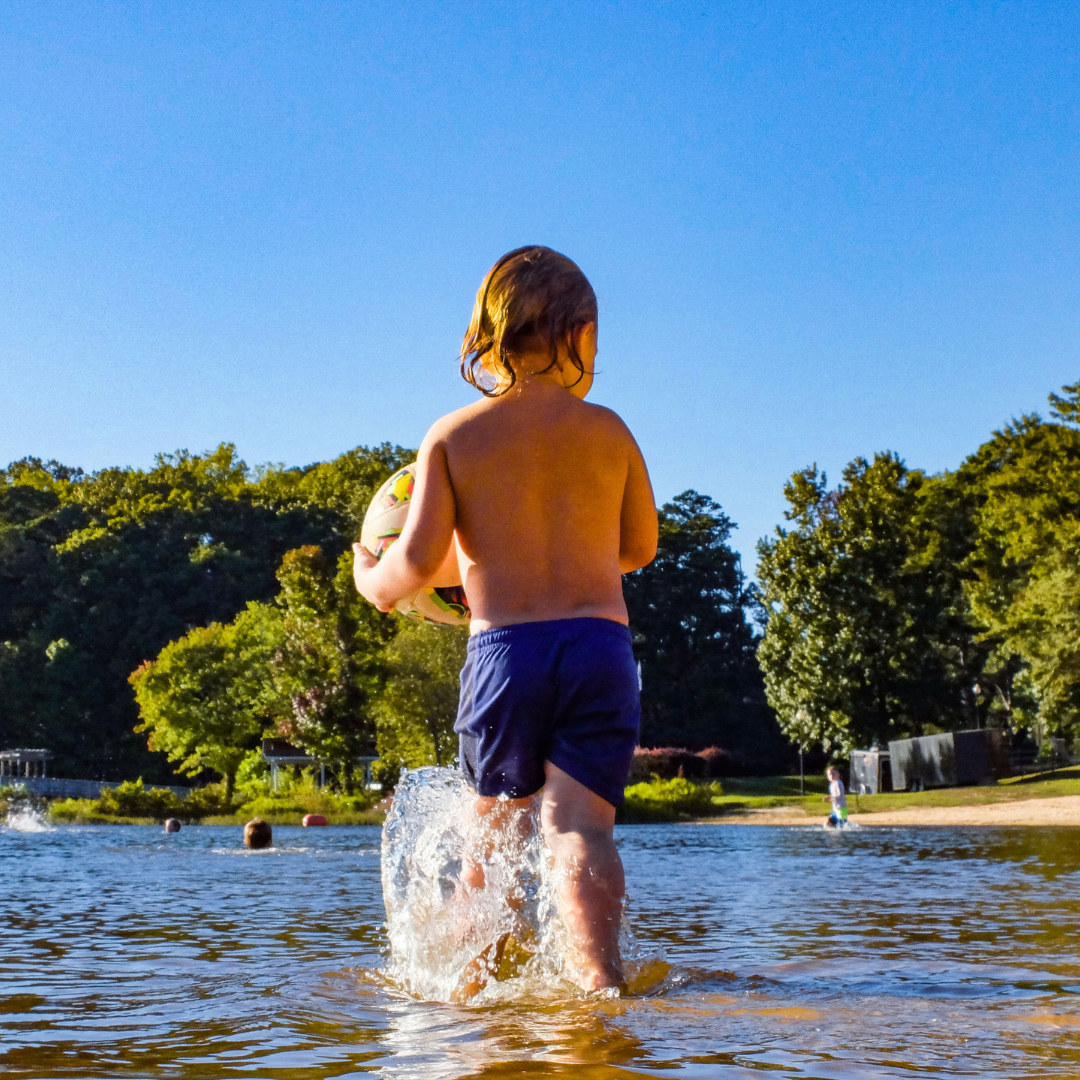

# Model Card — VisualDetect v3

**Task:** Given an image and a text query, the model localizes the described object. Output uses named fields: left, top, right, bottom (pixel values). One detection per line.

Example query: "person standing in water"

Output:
left=824, top=765, right=848, bottom=827
left=352, top=246, right=658, bottom=992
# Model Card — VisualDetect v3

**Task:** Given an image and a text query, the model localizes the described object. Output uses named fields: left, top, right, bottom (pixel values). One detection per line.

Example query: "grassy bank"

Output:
left=843, top=767, right=1080, bottom=814
left=618, top=775, right=830, bottom=823
left=619, top=769, right=1080, bottom=823
left=22, top=767, right=1080, bottom=827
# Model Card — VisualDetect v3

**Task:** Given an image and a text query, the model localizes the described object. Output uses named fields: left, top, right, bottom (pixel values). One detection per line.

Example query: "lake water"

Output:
left=3, top=818, right=1080, bottom=1078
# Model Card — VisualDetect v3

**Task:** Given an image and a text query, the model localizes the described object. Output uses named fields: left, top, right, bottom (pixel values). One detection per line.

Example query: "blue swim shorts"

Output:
left=455, top=617, right=641, bottom=807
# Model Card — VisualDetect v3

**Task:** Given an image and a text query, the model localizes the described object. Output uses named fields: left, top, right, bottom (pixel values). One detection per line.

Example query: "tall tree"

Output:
left=129, top=602, right=286, bottom=796
left=272, top=545, right=398, bottom=762
left=756, top=454, right=972, bottom=754
left=958, top=385, right=1080, bottom=736
left=623, top=490, right=778, bottom=757
left=373, top=621, right=469, bottom=784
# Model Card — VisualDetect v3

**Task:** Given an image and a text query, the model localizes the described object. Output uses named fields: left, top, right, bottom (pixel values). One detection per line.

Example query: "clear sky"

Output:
left=2, top=1, right=1077, bottom=565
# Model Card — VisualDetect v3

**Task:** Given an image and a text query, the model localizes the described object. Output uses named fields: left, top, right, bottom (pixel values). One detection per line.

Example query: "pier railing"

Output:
left=0, top=777, right=192, bottom=800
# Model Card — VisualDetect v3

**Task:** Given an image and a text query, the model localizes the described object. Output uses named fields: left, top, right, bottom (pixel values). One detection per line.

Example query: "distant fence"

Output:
left=0, top=777, right=192, bottom=800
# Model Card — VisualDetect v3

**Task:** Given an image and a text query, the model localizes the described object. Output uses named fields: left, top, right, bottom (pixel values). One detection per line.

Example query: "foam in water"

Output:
left=380, top=766, right=666, bottom=1003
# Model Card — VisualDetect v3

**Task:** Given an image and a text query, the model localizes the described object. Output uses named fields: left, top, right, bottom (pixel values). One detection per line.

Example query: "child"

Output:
left=352, top=246, right=658, bottom=991
left=823, top=766, right=848, bottom=828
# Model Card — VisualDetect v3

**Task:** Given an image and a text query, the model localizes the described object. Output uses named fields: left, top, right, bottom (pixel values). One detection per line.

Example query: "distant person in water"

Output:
left=163, top=818, right=181, bottom=833
left=352, top=246, right=658, bottom=992
left=244, top=818, right=272, bottom=849
left=824, top=766, right=848, bottom=828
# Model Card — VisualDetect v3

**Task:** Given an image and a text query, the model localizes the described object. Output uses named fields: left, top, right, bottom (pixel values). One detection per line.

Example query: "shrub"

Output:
left=234, top=749, right=273, bottom=800
left=48, top=798, right=104, bottom=823
left=95, top=779, right=185, bottom=819
left=183, top=782, right=238, bottom=817
left=697, top=746, right=752, bottom=778
left=1, top=784, right=47, bottom=820
left=620, top=776, right=723, bottom=823
left=0, top=784, right=28, bottom=815
left=629, top=745, right=755, bottom=781
left=48, top=773, right=385, bottom=825
left=628, top=747, right=705, bottom=781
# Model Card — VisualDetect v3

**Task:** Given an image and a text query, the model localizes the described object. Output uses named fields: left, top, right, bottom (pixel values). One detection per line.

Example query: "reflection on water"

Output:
left=3, top=819, right=1080, bottom=1077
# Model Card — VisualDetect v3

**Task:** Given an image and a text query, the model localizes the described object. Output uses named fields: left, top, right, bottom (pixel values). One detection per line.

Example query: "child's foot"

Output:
left=573, top=959, right=625, bottom=995
left=452, top=931, right=512, bottom=1002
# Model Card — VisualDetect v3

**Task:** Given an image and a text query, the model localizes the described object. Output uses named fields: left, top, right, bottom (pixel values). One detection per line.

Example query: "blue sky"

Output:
left=2, top=1, right=1078, bottom=565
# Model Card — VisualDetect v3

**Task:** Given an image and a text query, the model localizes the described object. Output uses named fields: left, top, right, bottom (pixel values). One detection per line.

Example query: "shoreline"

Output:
left=700, top=794, right=1080, bottom=827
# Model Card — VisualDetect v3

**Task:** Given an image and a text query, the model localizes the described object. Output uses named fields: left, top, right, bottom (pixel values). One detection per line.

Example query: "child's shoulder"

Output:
left=425, top=396, right=632, bottom=442
left=421, top=399, right=491, bottom=444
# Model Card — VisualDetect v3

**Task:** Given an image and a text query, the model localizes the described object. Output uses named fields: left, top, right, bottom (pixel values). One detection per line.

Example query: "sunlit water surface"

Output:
left=3, top=812, right=1080, bottom=1078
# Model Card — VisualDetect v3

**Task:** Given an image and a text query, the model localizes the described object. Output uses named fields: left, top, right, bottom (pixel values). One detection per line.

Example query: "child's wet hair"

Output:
left=461, top=246, right=598, bottom=397
left=244, top=817, right=272, bottom=849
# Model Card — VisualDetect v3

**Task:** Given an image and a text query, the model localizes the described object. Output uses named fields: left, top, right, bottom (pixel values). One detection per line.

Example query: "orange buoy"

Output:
left=302, top=813, right=328, bottom=827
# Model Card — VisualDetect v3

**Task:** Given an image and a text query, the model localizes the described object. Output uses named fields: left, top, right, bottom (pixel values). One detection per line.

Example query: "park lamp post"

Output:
left=794, top=709, right=810, bottom=796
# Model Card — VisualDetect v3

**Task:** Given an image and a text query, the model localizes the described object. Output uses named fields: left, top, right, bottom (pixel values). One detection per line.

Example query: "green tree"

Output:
left=623, top=491, right=779, bottom=758
left=958, top=385, right=1080, bottom=736
left=757, top=454, right=971, bottom=754
left=129, top=602, right=286, bottom=796
left=373, top=621, right=469, bottom=782
left=272, top=545, right=398, bottom=763
left=250, top=442, right=413, bottom=534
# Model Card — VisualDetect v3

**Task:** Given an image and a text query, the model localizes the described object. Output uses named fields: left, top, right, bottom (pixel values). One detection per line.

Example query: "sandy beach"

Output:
left=707, top=795, right=1080, bottom=827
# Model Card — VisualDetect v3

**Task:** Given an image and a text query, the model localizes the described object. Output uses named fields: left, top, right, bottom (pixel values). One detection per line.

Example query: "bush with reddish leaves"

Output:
left=629, top=747, right=702, bottom=781
left=629, top=745, right=753, bottom=781
left=696, top=746, right=752, bottom=778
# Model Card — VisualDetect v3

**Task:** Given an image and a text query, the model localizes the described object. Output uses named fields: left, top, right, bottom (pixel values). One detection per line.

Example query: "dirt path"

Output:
left=704, top=795, right=1080, bottom=827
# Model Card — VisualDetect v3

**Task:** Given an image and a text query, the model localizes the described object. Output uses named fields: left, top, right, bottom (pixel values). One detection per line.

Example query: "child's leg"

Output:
left=454, top=793, right=537, bottom=1002
left=460, top=793, right=537, bottom=890
left=540, top=761, right=624, bottom=992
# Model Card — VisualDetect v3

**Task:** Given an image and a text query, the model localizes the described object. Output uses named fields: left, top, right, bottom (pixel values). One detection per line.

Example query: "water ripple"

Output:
left=3, top=821, right=1080, bottom=1076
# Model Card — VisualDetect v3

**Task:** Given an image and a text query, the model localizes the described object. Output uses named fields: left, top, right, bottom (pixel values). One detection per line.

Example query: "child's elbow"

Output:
left=400, top=549, right=442, bottom=586
left=620, top=538, right=658, bottom=574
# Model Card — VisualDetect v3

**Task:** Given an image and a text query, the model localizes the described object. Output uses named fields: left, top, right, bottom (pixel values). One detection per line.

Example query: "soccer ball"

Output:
left=360, top=463, right=471, bottom=627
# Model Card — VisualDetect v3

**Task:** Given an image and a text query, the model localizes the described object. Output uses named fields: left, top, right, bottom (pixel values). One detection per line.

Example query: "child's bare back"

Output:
left=419, top=375, right=655, bottom=631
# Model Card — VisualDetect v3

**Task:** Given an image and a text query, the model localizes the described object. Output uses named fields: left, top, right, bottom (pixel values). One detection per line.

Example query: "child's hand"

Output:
left=351, top=543, right=395, bottom=613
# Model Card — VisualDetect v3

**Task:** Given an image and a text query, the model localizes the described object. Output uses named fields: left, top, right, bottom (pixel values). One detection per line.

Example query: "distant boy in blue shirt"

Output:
left=353, top=246, right=658, bottom=991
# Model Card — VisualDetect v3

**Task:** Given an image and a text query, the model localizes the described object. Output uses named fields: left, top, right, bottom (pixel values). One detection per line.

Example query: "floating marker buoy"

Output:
left=302, top=814, right=328, bottom=827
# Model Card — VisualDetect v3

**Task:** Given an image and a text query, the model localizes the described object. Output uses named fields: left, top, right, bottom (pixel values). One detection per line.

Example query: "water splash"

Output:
left=380, top=766, right=668, bottom=1003
left=4, top=804, right=53, bottom=832
left=380, top=767, right=556, bottom=1002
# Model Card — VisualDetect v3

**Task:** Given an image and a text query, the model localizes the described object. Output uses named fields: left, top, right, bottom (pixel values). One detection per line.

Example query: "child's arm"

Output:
left=619, top=436, right=659, bottom=574
left=352, top=428, right=457, bottom=612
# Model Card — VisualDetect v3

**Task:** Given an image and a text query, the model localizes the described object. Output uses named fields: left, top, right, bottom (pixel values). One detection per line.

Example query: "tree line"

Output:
left=0, top=443, right=775, bottom=790
left=757, top=380, right=1080, bottom=756
left=9, top=378, right=1070, bottom=791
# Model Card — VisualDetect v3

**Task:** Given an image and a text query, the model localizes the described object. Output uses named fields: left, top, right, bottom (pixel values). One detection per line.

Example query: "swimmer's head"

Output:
left=461, top=246, right=597, bottom=398
left=243, top=818, right=272, bottom=849
left=163, top=818, right=181, bottom=833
